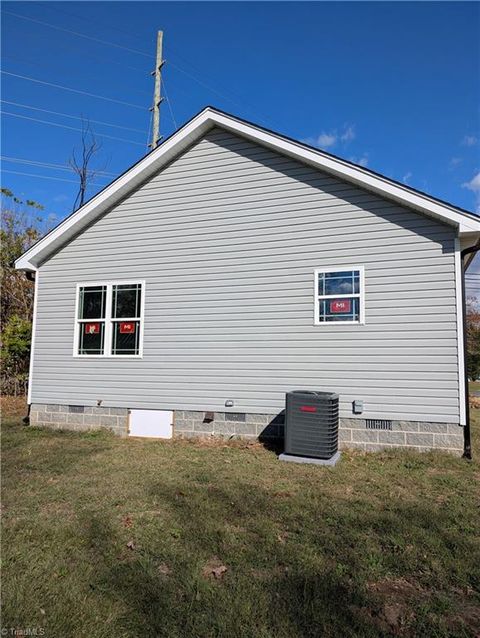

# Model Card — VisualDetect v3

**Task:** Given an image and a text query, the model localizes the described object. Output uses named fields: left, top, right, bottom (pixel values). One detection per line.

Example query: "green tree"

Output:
left=1, top=315, right=32, bottom=383
left=1, top=189, right=52, bottom=394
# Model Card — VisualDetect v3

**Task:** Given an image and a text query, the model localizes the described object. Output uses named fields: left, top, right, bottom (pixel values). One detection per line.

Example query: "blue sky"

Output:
left=2, top=2, right=479, bottom=226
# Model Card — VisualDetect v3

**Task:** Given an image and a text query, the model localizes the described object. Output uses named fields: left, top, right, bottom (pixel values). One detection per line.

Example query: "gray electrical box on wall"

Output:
left=353, top=400, right=364, bottom=414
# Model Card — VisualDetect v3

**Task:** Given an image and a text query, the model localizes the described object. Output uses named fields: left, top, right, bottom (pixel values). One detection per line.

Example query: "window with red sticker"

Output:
left=315, top=269, right=363, bottom=324
left=76, top=282, right=143, bottom=356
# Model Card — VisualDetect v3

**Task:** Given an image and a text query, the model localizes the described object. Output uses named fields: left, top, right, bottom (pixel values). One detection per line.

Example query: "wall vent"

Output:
left=225, top=412, right=246, bottom=422
left=69, top=405, right=85, bottom=413
left=366, top=419, right=392, bottom=430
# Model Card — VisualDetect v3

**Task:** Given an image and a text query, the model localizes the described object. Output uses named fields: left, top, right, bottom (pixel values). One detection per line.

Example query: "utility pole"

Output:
left=150, top=30, right=164, bottom=149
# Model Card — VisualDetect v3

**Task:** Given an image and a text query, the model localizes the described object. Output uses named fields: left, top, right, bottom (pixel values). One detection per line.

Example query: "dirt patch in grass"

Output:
left=202, top=557, right=228, bottom=581
left=367, top=577, right=427, bottom=635
left=469, top=396, right=480, bottom=408
left=366, top=577, right=480, bottom=637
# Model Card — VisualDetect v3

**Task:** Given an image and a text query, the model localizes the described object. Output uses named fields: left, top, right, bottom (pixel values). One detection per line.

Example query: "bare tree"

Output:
left=69, top=119, right=104, bottom=211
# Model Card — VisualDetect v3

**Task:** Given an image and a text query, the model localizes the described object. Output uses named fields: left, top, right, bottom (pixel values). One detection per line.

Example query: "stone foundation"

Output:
left=174, top=411, right=464, bottom=454
left=30, top=403, right=128, bottom=437
left=338, top=418, right=464, bottom=454
left=30, top=404, right=465, bottom=454
left=174, top=410, right=284, bottom=440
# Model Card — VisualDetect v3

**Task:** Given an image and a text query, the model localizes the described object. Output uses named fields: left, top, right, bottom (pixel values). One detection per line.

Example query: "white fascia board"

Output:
left=207, top=111, right=480, bottom=235
left=15, top=107, right=480, bottom=271
left=15, top=110, right=215, bottom=271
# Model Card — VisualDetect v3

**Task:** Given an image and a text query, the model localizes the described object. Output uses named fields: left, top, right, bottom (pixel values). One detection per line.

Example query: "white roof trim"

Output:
left=16, top=106, right=480, bottom=271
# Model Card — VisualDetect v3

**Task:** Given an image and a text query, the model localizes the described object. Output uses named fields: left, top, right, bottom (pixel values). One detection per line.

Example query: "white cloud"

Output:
left=303, top=124, right=356, bottom=150
left=316, top=133, right=337, bottom=148
left=463, top=172, right=480, bottom=192
left=403, top=171, right=412, bottom=184
left=449, top=157, right=462, bottom=169
left=463, top=171, right=480, bottom=213
left=462, top=135, right=478, bottom=147
left=302, top=133, right=336, bottom=149
left=340, top=125, right=355, bottom=143
left=349, top=154, right=369, bottom=167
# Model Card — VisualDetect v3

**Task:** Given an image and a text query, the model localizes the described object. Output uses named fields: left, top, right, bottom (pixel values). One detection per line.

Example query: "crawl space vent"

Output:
left=366, top=419, right=392, bottom=431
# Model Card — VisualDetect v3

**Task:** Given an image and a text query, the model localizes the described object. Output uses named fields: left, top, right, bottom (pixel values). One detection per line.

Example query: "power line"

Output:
left=1, top=71, right=147, bottom=110
left=162, top=77, right=178, bottom=131
left=145, top=108, right=153, bottom=152
left=166, top=60, right=279, bottom=130
left=1, top=111, right=146, bottom=146
left=3, top=10, right=151, bottom=58
left=38, top=1, right=154, bottom=46
left=5, top=7, right=279, bottom=130
left=1, top=100, right=146, bottom=133
left=2, top=169, right=108, bottom=185
left=167, top=60, right=245, bottom=110
left=3, top=52, right=150, bottom=83
left=1, top=156, right=117, bottom=177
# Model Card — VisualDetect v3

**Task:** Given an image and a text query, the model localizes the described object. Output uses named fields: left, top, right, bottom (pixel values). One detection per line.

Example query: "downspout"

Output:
left=460, top=240, right=480, bottom=459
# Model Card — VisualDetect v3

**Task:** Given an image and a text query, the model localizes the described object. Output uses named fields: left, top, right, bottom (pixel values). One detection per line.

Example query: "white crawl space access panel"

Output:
left=128, top=409, right=173, bottom=439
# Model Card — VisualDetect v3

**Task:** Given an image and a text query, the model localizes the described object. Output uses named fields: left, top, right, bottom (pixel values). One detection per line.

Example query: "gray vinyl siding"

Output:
left=32, top=128, right=460, bottom=423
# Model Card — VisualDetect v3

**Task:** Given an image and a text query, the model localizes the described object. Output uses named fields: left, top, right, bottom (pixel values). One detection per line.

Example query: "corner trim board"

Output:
left=454, top=238, right=466, bottom=425
left=27, top=271, right=39, bottom=405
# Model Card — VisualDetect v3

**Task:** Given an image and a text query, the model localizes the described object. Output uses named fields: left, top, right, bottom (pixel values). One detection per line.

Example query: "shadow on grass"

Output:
left=1, top=422, right=115, bottom=478
left=79, top=474, right=477, bottom=638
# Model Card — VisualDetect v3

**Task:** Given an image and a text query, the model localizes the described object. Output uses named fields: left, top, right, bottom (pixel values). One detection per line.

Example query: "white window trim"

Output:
left=73, top=280, right=146, bottom=358
left=314, top=267, right=365, bottom=326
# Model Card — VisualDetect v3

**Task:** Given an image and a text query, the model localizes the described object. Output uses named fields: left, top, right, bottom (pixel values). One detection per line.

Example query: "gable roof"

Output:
left=16, top=106, right=480, bottom=271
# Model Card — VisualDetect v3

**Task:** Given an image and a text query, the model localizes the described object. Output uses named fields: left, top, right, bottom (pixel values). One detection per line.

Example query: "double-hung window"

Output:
left=75, top=281, right=144, bottom=356
left=314, top=267, right=364, bottom=324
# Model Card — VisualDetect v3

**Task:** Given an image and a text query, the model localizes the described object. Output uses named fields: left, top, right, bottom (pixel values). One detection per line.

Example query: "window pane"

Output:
left=112, top=284, right=141, bottom=318
left=318, top=273, right=325, bottom=296
left=318, top=297, right=360, bottom=322
left=322, top=271, right=359, bottom=295
left=79, top=286, right=106, bottom=319
left=111, top=320, right=140, bottom=355
left=78, top=322, right=105, bottom=354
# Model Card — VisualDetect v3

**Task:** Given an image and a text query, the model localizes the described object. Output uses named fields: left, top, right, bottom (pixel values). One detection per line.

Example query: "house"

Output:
left=16, top=107, right=480, bottom=456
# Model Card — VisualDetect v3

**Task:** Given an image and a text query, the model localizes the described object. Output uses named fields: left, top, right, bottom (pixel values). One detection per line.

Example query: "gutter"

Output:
left=460, top=241, right=480, bottom=459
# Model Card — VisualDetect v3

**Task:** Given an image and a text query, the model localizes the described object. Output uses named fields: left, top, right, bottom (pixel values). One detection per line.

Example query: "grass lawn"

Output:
left=469, top=381, right=480, bottom=394
left=2, top=407, right=480, bottom=637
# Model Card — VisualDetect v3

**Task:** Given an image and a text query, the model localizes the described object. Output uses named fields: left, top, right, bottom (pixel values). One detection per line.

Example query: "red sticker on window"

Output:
left=330, top=299, right=351, bottom=313
left=84, top=323, right=100, bottom=334
left=120, top=322, right=135, bottom=334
